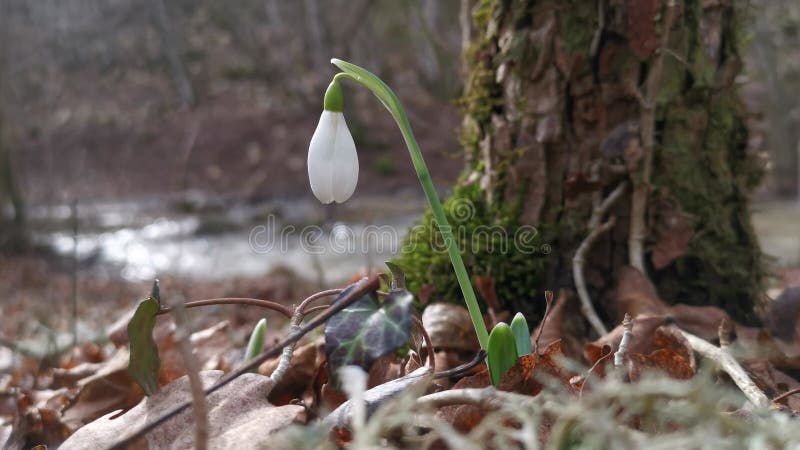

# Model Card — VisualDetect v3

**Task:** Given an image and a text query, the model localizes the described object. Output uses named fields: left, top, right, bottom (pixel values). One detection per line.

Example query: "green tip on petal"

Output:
left=323, top=80, right=344, bottom=112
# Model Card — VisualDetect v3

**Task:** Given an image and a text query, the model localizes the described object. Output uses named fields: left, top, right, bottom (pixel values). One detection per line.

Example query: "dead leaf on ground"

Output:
left=61, top=348, right=143, bottom=431
left=436, top=368, right=490, bottom=432
left=60, top=370, right=305, bottom=450
left=614, top=267, right=669, bottom=320
left=159, top=321, right=234, bottom=385
left=746, top=361, right=800, bottom=412
left=628, top=349, right=695, bottom=381
left=531, top=290, right=568, bottom=353
left=650, top=204, right=694, bottom=270
left=499, top=340, right=577, bottom=397
left=585, top=315, right=670, bottom=366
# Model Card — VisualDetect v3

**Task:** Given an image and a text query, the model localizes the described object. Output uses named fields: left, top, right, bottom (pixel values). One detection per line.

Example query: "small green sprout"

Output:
left=487, top=322, right=518, bottom=385
left=244, top=318, right=267, bottom=373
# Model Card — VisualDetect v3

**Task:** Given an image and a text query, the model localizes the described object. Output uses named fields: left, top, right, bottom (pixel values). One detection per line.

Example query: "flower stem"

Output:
left=331, top=58, right=489, bottom=349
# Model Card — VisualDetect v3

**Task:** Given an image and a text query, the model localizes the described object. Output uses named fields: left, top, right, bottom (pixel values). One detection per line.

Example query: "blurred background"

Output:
left=0, top=0, right=798, bottom=356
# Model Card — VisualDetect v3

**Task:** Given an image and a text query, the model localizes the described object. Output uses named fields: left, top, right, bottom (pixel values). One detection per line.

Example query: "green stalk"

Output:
left=331, top=58, right=489, bottom=349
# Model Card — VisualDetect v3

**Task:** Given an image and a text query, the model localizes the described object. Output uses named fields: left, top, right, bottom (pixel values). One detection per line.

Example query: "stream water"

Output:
left=29, top=197, right=800, bottom=284
left=32, top=195, right=425, bottom=284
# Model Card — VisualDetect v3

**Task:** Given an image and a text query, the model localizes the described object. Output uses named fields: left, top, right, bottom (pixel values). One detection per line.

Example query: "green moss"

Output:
left=394, top=183, right=550, bottom=321
left=558, top=0, right=596, bottom=55
left=653, top=91, right=764, bottom=325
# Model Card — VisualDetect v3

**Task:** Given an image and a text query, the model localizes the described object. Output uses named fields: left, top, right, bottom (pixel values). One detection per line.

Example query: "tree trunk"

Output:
left=0, top=0, right=28, bottom=251
left=399, top=0, right=765, bottom=328
left=150, top=0, right=195, bottom=108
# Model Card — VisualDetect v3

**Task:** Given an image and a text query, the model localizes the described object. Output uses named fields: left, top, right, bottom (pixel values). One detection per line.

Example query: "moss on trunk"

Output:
left=398, top=0, right=765, bottom=326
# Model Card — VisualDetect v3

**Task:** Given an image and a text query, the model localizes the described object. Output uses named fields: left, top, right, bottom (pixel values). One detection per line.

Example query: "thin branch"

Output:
left=628, top=0, right=676, bottom=273
left=417, top=386, right=502, bottom=410
left=412, top=316, right=435, bottom=371
left=166, top=291, right=208, bottom=450
left=158, top=298, right=293, bottom=318
left=574, top=182, right=627, bottom=336
left=433, top=350, right=487, bottom=381
left=268, top=307, right=305, bottom=389
left=580, top=349, right=614, bottom=399
left=267, top=289, right=344, bottom=390
left=773, top=387, right=800, bottom=405
left=533, top=291, right=554, bottom=355
left=108, top=276, right=381, bottom=450
left=614, top=314, right=633, bottom=367
left=679, top=330, right=770, bottom=409
left=589, top=0, right=605, bottom=58
left=297, top=289, right=342, bottom=314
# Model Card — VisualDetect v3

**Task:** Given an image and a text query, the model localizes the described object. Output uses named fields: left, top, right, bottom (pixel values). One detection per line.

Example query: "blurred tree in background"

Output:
left=749, top=0, right=800, bottom=198
left=0, top=0, right=28, bottom=251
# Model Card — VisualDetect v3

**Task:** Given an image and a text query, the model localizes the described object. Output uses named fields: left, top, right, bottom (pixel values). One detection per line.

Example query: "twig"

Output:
left=718, top=318, right=733, bottom=349
left=412, top=316, right=435, bottom=371
left=433, top=350, right=487, bottom=381
left=108, top=276, right=381, bottom=450
left=580, top=349, right=614, bottom=399
left=614, top=314, right=633, bottom=367
left=70, top=199, right=79, bottom=348
left=297, top=289, right=343, bottom=314
left=589, top=0, right=605, bottom=58
left=165, top=286, right=208, bottom=450
left=268, top=307, right=305, bottom=390
left=679, top=330, right=770, bottom=409
left=268, top=289, right=343, bottom=390
left=416, top=386, right=503, bottom=410
left=573, top=182, right=626, bottom=336
left=628, top=0, right=676, bottom=273
left=158, top=298, right=293, bottom=318
left=533, top=291, right=554, bottom=355
left=773, top=387, right=800, bottom=405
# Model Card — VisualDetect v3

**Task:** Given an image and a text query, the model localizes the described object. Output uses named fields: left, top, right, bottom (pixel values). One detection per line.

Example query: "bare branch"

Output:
left=614, top=314, right=633, bottom=367
left=628, top=0, right=677, bottom=273
left=679, top=330, right=770, bottom=409
left=574, top=182, right=626, bottom=336
left=158, top=298, right=293, bottom=318
left=412, top=316, right=435, bottom=371
left=165, top=289, right=208, bottom=450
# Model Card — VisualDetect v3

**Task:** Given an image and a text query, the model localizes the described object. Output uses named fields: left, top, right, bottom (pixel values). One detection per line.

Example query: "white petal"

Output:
left=307, top=111, right=338, bottom=204
left=330, top=114, right=358, bottom=203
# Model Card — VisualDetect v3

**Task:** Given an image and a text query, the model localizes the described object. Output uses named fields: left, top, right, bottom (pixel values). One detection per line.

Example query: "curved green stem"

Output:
left=330, top=58, right=489, bottom=349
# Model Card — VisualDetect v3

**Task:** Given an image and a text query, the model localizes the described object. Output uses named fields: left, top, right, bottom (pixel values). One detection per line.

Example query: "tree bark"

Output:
left=0, top=0, right=28, bottom=251
left=401, top=0, right=765, bottom=328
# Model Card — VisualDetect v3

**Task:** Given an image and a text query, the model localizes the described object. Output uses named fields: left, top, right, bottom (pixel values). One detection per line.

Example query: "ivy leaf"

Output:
left=325, top=278, right=413, bottom=381
left=127, top=296, right=161, bottom=395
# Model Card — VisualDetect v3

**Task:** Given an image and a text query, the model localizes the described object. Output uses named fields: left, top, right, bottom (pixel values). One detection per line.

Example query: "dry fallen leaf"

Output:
left=60, top=370, right=305, bottom=450
left=159, top=321, right=234, bottom=385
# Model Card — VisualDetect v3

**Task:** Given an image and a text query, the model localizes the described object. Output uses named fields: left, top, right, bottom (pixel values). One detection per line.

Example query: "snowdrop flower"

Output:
left=307, top=80, right=359, bottom=204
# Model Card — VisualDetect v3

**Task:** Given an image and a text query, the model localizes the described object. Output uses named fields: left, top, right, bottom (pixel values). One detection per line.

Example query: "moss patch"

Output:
left=394, top=183, right=550, bottom=321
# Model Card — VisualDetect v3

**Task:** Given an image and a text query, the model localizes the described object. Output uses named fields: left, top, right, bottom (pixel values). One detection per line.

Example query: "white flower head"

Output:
left=307, top=81, right=359, bottom=204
